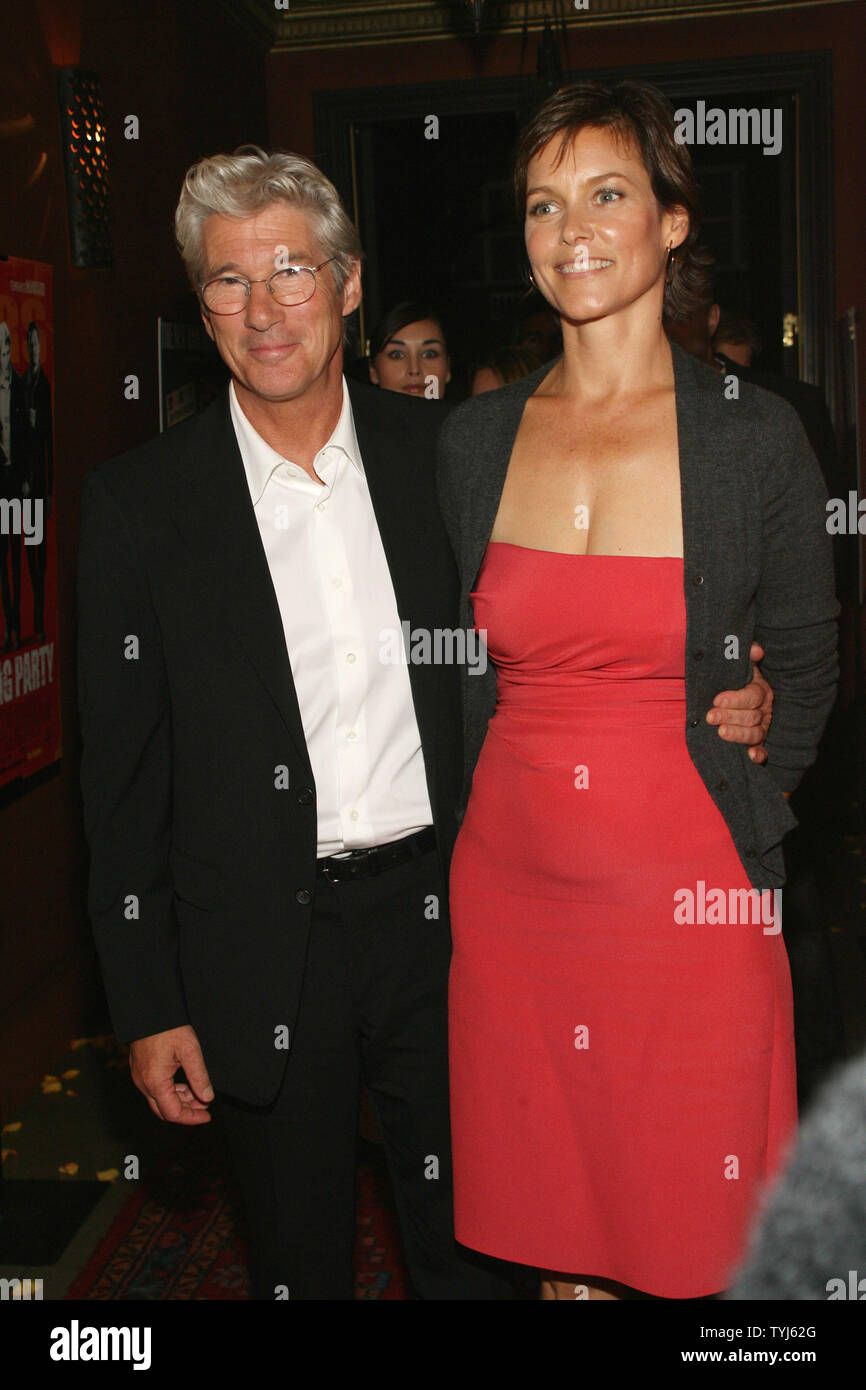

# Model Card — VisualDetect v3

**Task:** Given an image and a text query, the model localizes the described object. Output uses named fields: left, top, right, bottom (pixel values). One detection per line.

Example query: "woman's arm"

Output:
left=751, top=399, right=839, bottom=794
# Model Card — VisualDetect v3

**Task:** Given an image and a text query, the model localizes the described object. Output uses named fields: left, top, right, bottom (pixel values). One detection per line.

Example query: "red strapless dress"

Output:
left=448, top=544, right=797, bottom=1298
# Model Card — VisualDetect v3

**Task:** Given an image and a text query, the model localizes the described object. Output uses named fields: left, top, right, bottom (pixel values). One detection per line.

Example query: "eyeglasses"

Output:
left=199, top=258, right=336, bottom=314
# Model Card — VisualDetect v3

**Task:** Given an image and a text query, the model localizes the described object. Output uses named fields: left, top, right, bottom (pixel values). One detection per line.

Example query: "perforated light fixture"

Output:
left=466, top=0, right=485, bottom=32
left=57, top=68, right=111, bottom=268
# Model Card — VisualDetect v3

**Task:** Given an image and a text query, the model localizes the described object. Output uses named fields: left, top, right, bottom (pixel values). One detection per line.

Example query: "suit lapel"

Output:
left=164, top=390, right=313, bottom=777
left=346, top=378, right=435, bottom=625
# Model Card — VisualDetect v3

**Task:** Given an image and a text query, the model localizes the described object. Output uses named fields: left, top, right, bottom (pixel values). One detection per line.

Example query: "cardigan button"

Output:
left=691, top=649, right=705, bottom=660
left=692, top=573, right=704, bottom=586
left=295, top=888, right=312, bottom=905
left=717, top=779, right=728, bottom=791
left=744, top=847, right=757, bottom=858
left=296, top=786, right=314, bottom=805
left=689, top=718, right=700, bottom=728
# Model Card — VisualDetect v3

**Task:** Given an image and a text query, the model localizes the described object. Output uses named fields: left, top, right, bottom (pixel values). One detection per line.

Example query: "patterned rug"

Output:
left=65, top=1142, right=410, bottom=1300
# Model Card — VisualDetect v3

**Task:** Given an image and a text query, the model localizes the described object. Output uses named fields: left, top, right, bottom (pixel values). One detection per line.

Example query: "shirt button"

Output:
left=346, top=652, right=356, bottom=664
left=316, top=501, right=327, bottom=512
left=295, top=888, right=312, bottom=905
left=350, top=810, right=359, bottom=821
left=347, top=731, right=357, bottom=741
left=332, top=576, right=343, bottom=587
left=296, top=786, right=314, bottom=805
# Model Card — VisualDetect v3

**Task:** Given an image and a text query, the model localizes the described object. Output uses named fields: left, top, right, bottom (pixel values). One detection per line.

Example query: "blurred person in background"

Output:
left=712, top=307, right=762, bottom=368
left=513, top=290, right=563, bottom=363
left=471, top=344, right=542, bottom=395
left=730, top=1048, right=866, bottom=1300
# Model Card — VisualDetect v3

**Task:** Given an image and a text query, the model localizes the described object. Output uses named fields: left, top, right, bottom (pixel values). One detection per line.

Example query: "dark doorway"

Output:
left=353, top=110, right=524, bottom=377
left=675, top=89, right=799, bottom=377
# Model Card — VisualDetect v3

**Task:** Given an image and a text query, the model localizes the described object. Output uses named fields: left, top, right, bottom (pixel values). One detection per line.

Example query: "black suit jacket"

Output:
left=77, top=379, right=462, bottom=1106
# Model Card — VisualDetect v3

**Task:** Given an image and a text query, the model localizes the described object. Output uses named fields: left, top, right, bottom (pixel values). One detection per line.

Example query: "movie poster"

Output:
left=0, top=257, right=60, bottom=789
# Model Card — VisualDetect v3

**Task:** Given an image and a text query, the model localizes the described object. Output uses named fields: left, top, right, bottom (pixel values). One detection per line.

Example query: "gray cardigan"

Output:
left=435, top=339, right=839, bottom=890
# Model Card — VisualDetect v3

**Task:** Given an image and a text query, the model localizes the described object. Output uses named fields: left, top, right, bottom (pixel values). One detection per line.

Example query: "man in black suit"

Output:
left=77, top=148, right=773, bottom=1301
left=22, top=321, right=53, bottom=641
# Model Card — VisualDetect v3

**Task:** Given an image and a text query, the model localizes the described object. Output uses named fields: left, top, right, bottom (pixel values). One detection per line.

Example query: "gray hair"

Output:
left=174, top=145, right=363, bottom=296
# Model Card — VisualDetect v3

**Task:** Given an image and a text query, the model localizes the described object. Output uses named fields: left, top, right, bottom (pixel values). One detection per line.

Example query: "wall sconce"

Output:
left=57, top=68, right=111, bottom=268
left=466, top=0, right=486, bottom=31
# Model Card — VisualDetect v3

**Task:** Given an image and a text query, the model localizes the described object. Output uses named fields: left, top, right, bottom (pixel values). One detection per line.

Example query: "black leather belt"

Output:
left=316, top=826, right=437, bottom=883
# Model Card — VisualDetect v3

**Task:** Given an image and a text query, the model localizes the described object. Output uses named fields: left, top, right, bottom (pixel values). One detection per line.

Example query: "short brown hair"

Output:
left=512, top=80, right=714, bottom=321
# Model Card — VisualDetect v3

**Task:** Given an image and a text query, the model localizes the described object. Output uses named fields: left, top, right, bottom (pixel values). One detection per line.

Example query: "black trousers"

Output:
left=215, top=844, right=512, bottom=1300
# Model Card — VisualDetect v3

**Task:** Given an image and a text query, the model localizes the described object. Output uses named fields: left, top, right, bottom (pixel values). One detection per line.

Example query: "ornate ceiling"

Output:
left=215, top=0, right=857, bottom=53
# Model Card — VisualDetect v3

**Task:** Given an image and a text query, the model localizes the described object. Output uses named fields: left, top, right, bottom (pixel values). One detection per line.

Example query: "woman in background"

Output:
left=437, top=80, right=838, bottom=1300
left=368, top=301, right=451, bottom=399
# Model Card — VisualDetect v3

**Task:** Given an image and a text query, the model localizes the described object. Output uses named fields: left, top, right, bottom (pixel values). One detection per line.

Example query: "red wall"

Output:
left=0, top=0, right=267, bottom=1116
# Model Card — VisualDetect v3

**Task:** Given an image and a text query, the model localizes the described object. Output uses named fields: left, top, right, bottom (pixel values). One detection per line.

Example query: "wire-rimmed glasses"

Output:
left=200, top=258, right=336, bottom=314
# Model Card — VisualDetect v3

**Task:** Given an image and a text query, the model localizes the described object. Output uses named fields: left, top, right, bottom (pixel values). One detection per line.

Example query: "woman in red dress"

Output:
left=439, top=82, right=838, bottom=1300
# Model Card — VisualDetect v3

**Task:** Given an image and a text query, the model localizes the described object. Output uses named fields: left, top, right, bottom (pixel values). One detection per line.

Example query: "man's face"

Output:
left=198, top=203, right=361, bottom=406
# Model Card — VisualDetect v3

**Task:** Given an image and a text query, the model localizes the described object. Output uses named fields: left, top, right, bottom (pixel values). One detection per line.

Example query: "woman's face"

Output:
left=369, top=318, right=451, bottom=397
left=523, top=124, right=687, bottom=329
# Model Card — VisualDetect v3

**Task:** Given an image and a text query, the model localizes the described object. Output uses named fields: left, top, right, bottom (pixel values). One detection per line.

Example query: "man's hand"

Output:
left=129, top=1024, right=214, bottom=1125
left=706, top=642, right=773, bottom=765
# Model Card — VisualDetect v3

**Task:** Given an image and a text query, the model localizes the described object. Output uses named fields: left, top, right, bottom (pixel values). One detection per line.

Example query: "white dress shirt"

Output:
left=229, top=377, right=433, bottom=856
